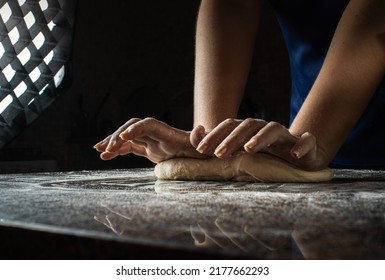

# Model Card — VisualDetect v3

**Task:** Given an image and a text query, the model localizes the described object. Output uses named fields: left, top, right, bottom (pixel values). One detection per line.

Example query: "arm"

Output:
left=289, top=0, right=385, bottom=168
left=193, top=0, right=385, bottom=171
left=95, top=0, right=262, bottom=163
left=194, top=0, right=261, bottom=130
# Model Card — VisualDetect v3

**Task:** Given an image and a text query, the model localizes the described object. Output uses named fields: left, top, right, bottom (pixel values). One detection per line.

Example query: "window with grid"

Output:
left=0, top=0, right=76, bottom=148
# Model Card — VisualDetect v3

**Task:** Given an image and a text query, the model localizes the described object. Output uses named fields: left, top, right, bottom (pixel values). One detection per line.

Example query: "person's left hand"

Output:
left=94, top=118, right=208, bottom=163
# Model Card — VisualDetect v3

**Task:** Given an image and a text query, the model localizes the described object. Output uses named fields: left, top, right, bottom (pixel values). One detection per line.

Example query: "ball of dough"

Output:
left=154, top=153, right=333, bottom=182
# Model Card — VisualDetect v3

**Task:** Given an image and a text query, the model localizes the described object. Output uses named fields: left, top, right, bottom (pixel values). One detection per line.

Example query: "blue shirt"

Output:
left=270, top=0, right=385, bottom=169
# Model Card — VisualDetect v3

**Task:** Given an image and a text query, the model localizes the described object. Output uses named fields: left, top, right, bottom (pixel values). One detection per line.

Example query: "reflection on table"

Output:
left=0, top=168, right=384, bottom=259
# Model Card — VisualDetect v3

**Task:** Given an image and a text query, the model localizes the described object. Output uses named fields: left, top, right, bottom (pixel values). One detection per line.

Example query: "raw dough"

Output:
left=154, top=153, right=333, bottom=182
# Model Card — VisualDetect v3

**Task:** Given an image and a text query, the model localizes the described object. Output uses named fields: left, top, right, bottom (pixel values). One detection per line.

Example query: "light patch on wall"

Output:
left=48, top=20, right=56, bottom=31
left=14, top=81, right=27, bottom=98
left=39, top=84, right=49, bottom=95
left=25, top=11, right=36, bottom=29
left=29, top=67, right=41, bottom=83
left=3, top=64, right=16, bottom=82
left=18, top=48, right=32, bottom=65
left=0, top=3, right=11, bottom=23
left=0, top=43, right=4, bottom=58
left=9, top=27, right=20, bottom=45
left=33, top=32, right=45, bottom=50
left=39, top=0, right=48, bottom=11
left=0, top=95, right=13, bottom=114
left=44, top=50, right=54, bottom=64
left=54, top=66, right=65, bottom=87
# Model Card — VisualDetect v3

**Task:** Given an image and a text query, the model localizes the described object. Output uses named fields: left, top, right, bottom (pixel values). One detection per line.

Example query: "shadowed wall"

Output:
left=0, top=0, right=290, bottom=173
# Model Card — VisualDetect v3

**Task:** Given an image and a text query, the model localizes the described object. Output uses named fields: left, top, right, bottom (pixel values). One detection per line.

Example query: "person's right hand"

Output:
left=94, top=118, right=208, bottom=163
left=189, top=118, right=328, bottom=171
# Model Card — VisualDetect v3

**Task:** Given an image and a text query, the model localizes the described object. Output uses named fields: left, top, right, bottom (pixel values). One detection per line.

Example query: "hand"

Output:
left=190, top=118, right=328, bottom=171
left=94, top=118, right=207, bottom=163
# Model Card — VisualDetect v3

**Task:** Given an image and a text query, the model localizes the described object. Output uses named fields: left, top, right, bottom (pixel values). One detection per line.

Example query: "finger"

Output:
left=244, top=121, right=298, bottom=153
left=196, top=119, right=241, bottom=154
left=129, top=135, right=159, bottom=148
left=190, top=125, right=206, bottom=148
left=120, top=117, right=188, bottom=144
left=100, top=140, right=147, bottom=160
left=130, top=137, right=173, bottom=163
left=129, top=143, right=148, bottom=158
left=118, top=139, right=164, bottom=163
left=105, top=118, right=142, bottom=152
left=119, top=118, right=168, bottom=141
left=100, top=150, right=119, bottom=160
left=94, top=135, right=112, bottom=152
left=213, top=118, right=267, bottom=158
left=291, top=132, right=317, bottom=160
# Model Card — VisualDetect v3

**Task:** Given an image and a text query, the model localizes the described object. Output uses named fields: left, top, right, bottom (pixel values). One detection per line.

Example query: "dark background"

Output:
left=0, top=0, right=290, bottom=173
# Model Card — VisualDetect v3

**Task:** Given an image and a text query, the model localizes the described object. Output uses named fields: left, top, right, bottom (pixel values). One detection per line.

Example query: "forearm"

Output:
left=194, top=0, right=260, bottom=130
left=290, top=0, right=385, bottom=168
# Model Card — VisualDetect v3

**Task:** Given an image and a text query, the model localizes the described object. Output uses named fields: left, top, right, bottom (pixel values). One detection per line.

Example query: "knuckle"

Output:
left=303, top=131, right=314, bottom=138
left=243, top=118, right=256, bottom=126
left=122, top=118, right=141, bottom=129
left=143, top=117, right=155, bottom=123
left=242, top=118, right=267, bottom=128
left=255, top=118, right=267, bottom=124
left=111, top=134, right=118, bottom=139
left=111, top=131, right=121, bottom=139
left=304, top=132, right=316, bottom=143
left=267, top=121, right=283, bottom=130
left=222, top=118, right=237, bottom=125
left=127, top=118, right=141, bottom=123
left=267, top=121, right=278, bottom=127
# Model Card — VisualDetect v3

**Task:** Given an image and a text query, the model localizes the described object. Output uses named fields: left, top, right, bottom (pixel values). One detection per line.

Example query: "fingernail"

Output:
left=215, top=145, right=227, bottom=158
left=195, top=124, right=204, bottom=132
left=196, top=142, right=208, bottom=153
left=292, top=148, right=302, bottom=159
left=93, top=140, right=105, bottom=149
left=244, top=139, right=257, bottom=151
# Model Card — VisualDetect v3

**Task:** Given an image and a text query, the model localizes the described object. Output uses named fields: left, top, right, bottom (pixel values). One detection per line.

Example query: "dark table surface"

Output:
left=0, top=168, right=384, bottom=259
